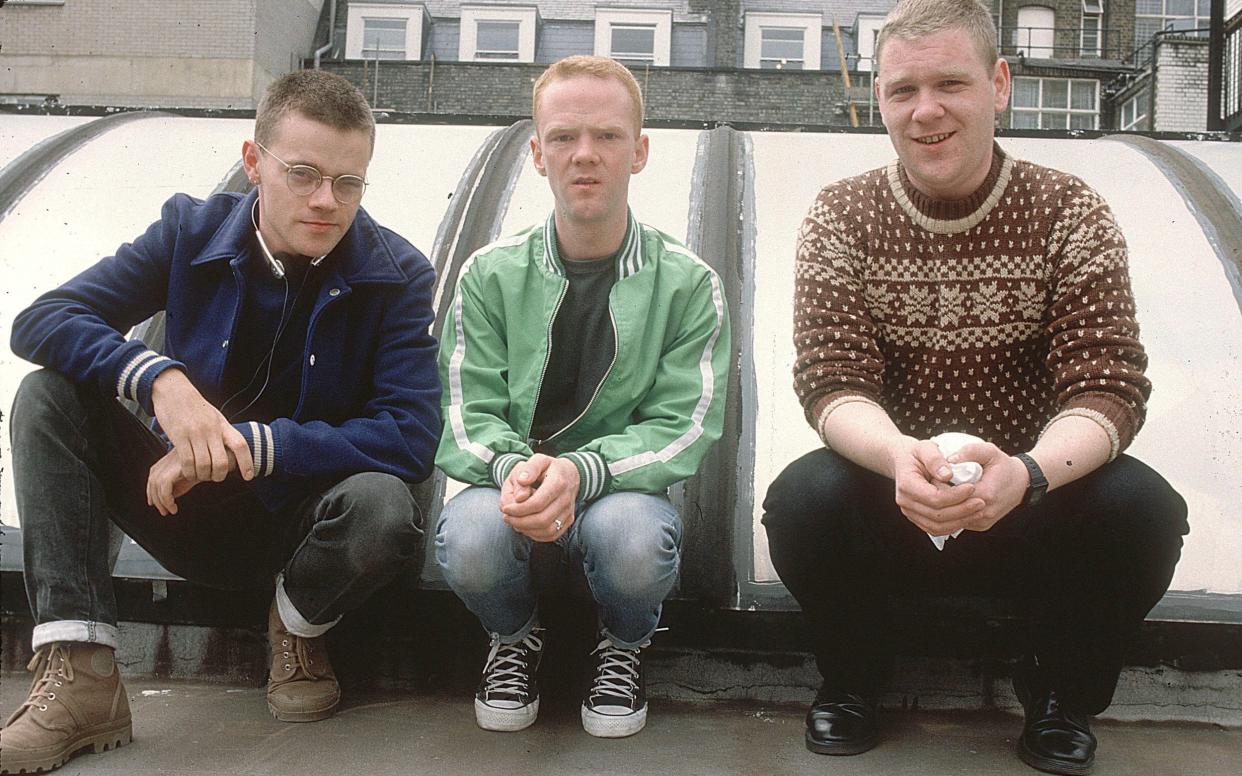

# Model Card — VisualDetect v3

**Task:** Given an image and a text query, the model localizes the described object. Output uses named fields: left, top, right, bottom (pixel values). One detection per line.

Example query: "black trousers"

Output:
left=12, top=369, right=423, bottom=634
left=762, top=448, right=1188, bottom=714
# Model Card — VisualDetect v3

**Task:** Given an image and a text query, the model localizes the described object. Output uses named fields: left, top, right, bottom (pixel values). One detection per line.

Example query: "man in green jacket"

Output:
left=435, top=55, right=730, bottom=739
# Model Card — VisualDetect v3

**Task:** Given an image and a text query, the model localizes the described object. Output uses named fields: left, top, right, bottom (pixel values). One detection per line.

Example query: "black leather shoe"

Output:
left=804, top=691, right=879, bottom=755
left=1017, top=687, right=1096, bottom=775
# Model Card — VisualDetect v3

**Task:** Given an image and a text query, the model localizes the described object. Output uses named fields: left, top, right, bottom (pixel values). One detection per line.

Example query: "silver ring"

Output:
left=553, top=518, right=564, bottom=531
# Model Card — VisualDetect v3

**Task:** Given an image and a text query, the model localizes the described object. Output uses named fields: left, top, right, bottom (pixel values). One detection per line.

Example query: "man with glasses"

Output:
left=1, top=70, right=440, bottom=774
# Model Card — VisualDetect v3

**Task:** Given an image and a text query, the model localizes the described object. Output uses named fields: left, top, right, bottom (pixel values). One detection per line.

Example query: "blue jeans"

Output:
left=11, top=369, right=423, bottom=649
left=436, top=486, right=682, bottom=649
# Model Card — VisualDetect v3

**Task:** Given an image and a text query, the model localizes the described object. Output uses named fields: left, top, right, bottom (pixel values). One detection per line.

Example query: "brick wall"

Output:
left=0, top=0, right=319, bottom=108
left=1111, top=0, right=1137, bottom=61
left=996, top=0, right=1136, bottom=60
left=691, top=0, right=740, bottom=69
left=1153, top=37, right=1210, bottom=132
left=0, top=0, right=255, bottom=58
left=325, top=60, right=864, bottom=127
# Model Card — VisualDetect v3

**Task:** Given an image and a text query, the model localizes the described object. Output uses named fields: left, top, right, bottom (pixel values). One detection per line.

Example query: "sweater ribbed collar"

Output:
left=886, top=142, right=1014, bottom=235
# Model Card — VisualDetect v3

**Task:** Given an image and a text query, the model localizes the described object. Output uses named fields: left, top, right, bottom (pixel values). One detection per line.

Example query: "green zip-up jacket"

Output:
left=437, top=211, right=731, bottom=502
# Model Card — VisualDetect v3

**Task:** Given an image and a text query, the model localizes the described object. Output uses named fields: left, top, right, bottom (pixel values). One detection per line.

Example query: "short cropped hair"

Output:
left=532, top=55, right=644, bottom=133
left=875, top=0, right=998, bottom=73
left=255, top=69, right=376, bottom=151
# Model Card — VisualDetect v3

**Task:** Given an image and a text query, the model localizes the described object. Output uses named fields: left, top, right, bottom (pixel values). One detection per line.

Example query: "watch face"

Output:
left=1017, top=453, right=1047, bottom=507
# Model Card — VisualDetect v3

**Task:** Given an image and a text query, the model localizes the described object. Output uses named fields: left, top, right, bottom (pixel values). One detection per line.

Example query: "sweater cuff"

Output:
left=234, top=421, right=279, bottom=477
left=116, top=349, right=183, bottom=415
left=1040, top=407, right=1121, bottom=462
left=560, top=451, right=611, bottom=503
left=490, top=452, right=528, bottom=489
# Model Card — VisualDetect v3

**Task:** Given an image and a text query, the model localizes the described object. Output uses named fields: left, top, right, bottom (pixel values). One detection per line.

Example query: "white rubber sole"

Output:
left=581, top=703, right=647, bottom=738
left=475, top=697, right=539, bottom=732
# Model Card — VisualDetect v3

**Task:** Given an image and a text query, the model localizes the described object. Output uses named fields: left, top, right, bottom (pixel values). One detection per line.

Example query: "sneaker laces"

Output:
left=480, top=630, right=543, bottom=700
left=587, top=639, right=640, bottom=705
left=7, top=644, right=72, bottom=724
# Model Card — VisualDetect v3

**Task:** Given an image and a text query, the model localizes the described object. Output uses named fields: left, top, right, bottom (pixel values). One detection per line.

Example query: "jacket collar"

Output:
left=541, top=208, right=644, bottom=280
left=190, top=189, right=408, bottom=285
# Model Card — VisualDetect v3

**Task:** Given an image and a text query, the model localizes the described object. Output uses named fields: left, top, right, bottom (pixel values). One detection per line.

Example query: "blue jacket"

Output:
left=11, top=189, right=442, bottom=510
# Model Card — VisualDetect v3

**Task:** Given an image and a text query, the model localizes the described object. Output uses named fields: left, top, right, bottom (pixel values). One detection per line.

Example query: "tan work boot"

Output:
left=267, top=598, right=339, bottom=722
left=0, top=642, right=131, bottom=774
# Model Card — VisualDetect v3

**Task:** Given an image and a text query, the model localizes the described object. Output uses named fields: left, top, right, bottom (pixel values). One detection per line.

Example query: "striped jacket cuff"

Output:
left=236, top=421, right=278, bottom=477
left=560, top=451, right=610, bottom=503
left=490, top=453, right=528, bottom=489
left=115, top=349, right=181, bottom=413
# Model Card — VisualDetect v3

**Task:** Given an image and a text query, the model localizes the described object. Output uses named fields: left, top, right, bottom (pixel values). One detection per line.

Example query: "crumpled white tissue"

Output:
left=926, top=432, right=984, bottom=551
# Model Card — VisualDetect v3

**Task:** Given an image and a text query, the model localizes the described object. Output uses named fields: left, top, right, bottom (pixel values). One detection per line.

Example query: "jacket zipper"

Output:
left=524, top=278, right=569, bottom=444
left=538, top=305, right=618, bottom=448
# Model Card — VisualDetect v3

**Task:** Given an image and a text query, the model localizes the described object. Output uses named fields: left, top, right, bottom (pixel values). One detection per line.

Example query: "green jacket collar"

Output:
left=541, top=209, right=643, bottom=280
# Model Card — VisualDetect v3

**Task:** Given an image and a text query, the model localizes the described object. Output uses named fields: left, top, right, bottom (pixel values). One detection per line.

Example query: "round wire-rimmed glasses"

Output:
left=255, top=141, right=368, bottom=205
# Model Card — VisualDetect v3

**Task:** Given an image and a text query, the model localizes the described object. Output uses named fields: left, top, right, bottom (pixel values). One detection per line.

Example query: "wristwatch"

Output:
left=1014, top=453, right=1048, bottom=507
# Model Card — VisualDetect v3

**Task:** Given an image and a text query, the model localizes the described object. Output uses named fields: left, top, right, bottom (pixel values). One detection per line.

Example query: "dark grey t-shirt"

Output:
left=529, top=253, right=617, bottom=446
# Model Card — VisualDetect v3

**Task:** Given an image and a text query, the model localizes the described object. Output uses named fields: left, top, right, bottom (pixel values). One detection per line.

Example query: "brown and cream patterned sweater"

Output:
left=793, top=144, right=1149, bottom=458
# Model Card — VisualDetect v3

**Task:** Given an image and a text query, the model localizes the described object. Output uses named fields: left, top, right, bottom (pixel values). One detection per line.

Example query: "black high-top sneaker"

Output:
left=581, top=637, right=647, bottom=738
left=474, top=628, right=545, bottom=732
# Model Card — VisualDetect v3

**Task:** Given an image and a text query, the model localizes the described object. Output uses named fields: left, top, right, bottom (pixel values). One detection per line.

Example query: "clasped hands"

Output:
left=146, top=369, right=254, bottom=516
left=892, top=436, right=1030, bottom=538
left=499, top=453, right=580, bottom=543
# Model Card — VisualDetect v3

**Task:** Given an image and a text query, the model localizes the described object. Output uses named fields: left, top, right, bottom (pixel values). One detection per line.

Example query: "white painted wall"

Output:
left=746, top=134, right=1242, bottom=596
left=0, top=118, right=490, bottom=532
left=0, top=117, right=252, bottom=528
left=3, top=117, right=1240, bottom=598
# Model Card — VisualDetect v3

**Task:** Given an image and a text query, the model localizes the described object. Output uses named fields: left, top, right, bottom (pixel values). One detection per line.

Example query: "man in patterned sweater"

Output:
left=761, top=1, right=1187, bottom=774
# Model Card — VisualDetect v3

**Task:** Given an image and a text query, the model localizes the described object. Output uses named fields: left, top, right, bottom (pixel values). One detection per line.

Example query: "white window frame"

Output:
left=346, top=2, right=425, bottom=61
left=1014, top=6, right=1057, bottom=59
left=475, top=20, right=523, bottom=59
left=1081, top=0, right=1103, bottom=57
left=459, top=5, right=538, bottom=63
left=362, top=18, right=411, bottom=60
left=594, top=9, right=672, bottom=66
left=854, top=14, right=886, bottom=73
left=743, top=12, right=822, bottom=71
left=1011, top=76, right=1099, bottom=129
left=1120, top=88, right=1150, bottom=131
left=1135, top=0, right=1212, bottom=49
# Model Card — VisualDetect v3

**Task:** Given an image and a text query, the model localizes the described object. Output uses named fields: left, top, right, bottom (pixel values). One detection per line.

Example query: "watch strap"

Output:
left=1014, top=452, right=1048, bottom=506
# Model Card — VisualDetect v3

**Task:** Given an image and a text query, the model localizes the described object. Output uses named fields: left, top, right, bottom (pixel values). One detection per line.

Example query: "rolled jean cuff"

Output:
left=276, top=573, right=341, bottom=639
left=32, top=620, right=120, bottom=651
left=491, top=608, right=540, bottom=647
left=599, top=620, right=657, bottom=651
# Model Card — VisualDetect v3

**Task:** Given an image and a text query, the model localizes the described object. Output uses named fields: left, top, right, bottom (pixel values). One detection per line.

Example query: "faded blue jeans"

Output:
left=11, top=369, right=423, bottom=650
left=436, top=486, right=682, bottom=649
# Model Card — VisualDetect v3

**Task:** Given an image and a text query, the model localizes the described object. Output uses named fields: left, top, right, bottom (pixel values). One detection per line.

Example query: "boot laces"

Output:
left=480, top=630, right=543, bottom=699
left=279, top=632, right=329, bottom=681
left=587, top=639, right=640, bottom=704
left=14, top=644, right=72, bottom=719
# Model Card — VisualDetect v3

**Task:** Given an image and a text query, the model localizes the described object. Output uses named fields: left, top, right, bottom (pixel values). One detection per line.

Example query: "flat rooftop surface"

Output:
left=2, top=676, right=1237, bottom=775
